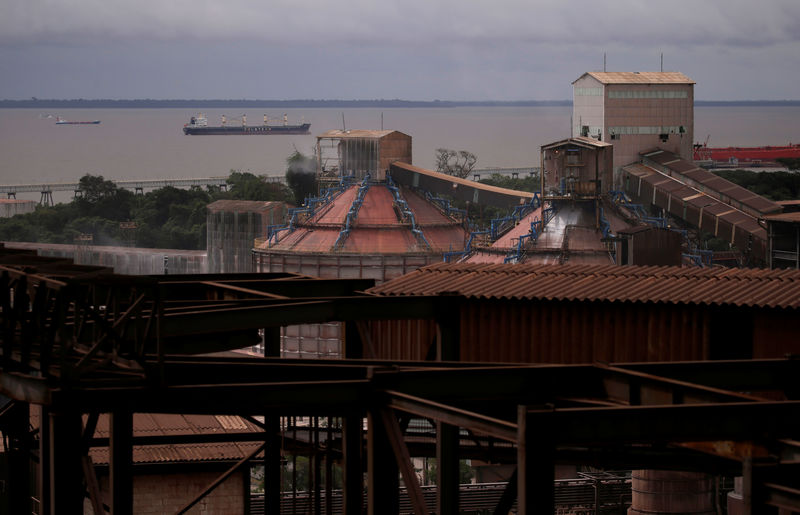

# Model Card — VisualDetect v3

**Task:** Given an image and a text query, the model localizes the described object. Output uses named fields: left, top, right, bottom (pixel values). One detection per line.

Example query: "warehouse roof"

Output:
left=573, top=71, right=695, bottom=85
left=368, top=263, right=800, bottom=309
left=541, top=136, right=612, bottom=150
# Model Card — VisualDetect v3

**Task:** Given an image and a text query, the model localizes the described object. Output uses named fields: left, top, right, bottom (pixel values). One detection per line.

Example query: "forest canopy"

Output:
left=0, top=171, right=296, bottom=250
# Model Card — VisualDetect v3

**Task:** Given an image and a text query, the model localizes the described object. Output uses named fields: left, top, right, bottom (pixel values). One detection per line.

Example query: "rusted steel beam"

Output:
left=175, top=441, right=268, bottom=515
left=377, top=407, right=428, bottom=515
left=613, top=359, right=800, bottom=394
left=367, top=409, right=398, bottom=515
left=526, top=401, right=800, bottom=444
left=492, top=468, right=517, bottom=515
left=386, top=390, right=517, bottom=442
left=437, top=420, right=459, bottom=515
left=517, top=405, right=554, bottom=515
left=50, top=380, right=372, bottom=414
left=599, top=364, right=765, bottom=405
left=763, top=481, right=800, bottom=513
left=342, top=415, right=364, bottom=515
left=110, top=410, right=133, bottom=515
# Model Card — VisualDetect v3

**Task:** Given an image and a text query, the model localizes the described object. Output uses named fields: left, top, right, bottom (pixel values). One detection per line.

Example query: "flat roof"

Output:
left=573, top=71, right=695, bottom=85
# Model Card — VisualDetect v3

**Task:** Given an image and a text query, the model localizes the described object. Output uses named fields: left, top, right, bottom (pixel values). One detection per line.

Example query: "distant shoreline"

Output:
left=2, top=99, right=799, bottom=108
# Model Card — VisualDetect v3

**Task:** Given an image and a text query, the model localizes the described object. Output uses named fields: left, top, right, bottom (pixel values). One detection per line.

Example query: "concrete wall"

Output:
left=88, top=469, right=246, bottom=514
left=572, top=75, right=605, bottom=140
left=0, top=200, right=36, bottom=217
left=3, top=242, right=207, bottom=275
left=604, top=82, right=694, bottom=173
left=254, top=250, right=440, bottom=358
left=573, top=75, right=694, bottom=187
left=207, top=201, right=287, bottom=274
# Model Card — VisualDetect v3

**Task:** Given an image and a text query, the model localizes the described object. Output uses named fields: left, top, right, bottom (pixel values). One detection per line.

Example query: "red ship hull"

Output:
left=694, top=143, right=800, bottom=163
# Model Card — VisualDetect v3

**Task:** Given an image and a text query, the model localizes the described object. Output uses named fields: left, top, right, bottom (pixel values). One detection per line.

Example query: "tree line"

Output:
left=0, top=152, right=319, bottom=250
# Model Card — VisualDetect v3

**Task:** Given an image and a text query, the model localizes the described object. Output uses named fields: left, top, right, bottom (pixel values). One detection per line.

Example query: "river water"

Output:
left=1, top=105, right=798, bottom=202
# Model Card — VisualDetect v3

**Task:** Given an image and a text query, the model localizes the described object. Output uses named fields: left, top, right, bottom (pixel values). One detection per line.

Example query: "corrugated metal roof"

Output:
left=574, top=71, right=695, bottom=84
left=541, top=136, right=612, bottom=150
left=40, top=413, right=266, bottom=465
left=765, top=212, right=800, bottom=222
left=261, top=183, right=467, bottom=255
left=623, top=162, right=768, bottom=242
left=643, top=150, right=782, bottom=216
left=368, top=263, right=800, bottom=309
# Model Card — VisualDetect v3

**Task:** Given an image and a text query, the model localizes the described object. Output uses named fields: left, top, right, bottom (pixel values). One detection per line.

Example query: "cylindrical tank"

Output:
left=628, top=470, right=715, bottom=515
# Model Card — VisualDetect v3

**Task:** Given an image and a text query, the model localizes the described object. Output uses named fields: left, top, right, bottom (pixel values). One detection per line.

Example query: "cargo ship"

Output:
left=55, top=117, right=101, bottom=125
left=183, top=113, right=310, bottom=135
left=693, top=142, right=800, bottom=165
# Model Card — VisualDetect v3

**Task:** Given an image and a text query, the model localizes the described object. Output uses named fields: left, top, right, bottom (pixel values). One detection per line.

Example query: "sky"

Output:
left=1, top=0, right=799, bottom=101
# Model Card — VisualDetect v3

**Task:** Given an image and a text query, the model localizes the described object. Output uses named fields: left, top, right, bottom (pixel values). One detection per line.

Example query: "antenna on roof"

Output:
left=381, top=112, right=384, bottom=130
left=604, top=52, right=606, bottom=72
left=661, top=52, right=664, bottom=72
left=341, top=112, right=346, bottom=132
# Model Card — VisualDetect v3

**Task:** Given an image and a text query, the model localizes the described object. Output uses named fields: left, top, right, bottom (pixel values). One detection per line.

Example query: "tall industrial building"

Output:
left=572, top=71, right=694, bottom=186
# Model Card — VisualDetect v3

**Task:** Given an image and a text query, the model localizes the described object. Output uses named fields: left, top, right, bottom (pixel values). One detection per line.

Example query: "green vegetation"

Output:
left=478, top=172, right=540, bottom=193
left=0, top=170, right=295, bottom=250
left=712, top=169, right=800, bottom=201
left=777, top=158, right=800, bottom=171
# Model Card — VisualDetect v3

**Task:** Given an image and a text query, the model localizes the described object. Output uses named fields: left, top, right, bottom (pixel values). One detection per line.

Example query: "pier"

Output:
left=0, top=175, right=286, bottom=205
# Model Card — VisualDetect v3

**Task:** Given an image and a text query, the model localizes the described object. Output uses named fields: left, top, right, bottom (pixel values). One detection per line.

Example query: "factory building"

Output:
left=253, top=130, right=467, bottom=357
left=572, top=71, right=694, bottom=186
left=317, top=129, right=412, bottom=183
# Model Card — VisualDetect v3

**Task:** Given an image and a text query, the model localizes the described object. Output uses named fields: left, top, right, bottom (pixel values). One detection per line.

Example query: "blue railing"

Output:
left=333, top=175, right=371, bottom=249
left=488, top=192, right=541, bottom=240
left=266, top=177, right=353, bottom=246
left=386, top=175, right=432, bottom=250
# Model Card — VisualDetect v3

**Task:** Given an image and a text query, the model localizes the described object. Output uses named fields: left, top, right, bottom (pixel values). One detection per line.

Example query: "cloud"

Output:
left=2, top=0, right=798, bottom=49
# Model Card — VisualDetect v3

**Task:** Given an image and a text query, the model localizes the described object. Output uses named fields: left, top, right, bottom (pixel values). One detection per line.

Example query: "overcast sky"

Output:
left=2, top=0, right=799, bottom=101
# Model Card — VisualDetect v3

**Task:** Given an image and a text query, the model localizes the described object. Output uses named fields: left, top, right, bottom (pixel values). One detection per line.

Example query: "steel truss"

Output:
left=0, top=246, right=799, bottom=514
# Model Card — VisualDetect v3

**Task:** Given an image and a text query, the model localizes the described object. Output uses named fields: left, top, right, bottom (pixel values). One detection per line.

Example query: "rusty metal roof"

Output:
left=368, top=263, right=800, bottom=309
left=26, top=413, right=264, bottom=465
left=541, top=136, right=612, bottom=150
left=574, top=71, right=694, bottom=84
left=765, top=212, right=800, bottom=223
left=258, top=183, right=467, bottom=255
left=317, top=129, right=408, bottom=139
left=642, top=150, right=782, bottom=216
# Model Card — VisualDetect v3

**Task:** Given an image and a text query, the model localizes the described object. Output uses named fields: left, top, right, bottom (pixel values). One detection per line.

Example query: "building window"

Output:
left=608, top=90, right=688, bottom=99
left=607, top=126, right=685, bottom=136
left=575, top=87, right=603, bottom=96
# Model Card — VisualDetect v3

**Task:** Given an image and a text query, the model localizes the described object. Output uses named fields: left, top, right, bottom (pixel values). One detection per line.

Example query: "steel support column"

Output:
left=367, top=410, right=398, bottom=515
left=264, top=326, right=281, bottom=515
left=49, top=410, right=84, bottom=515
left=437, top=421, right=459, bottom=515
left=517, top=406, right=554, bottom=515
left=5, top=401, right=31, bottom=514
left=342, top=415, right=363, bottom=515
left=38, top=405, right=51, bottom=515
left=110, top=409, right=133, bottom=515
left=263, top=414, right=281, bottom=514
